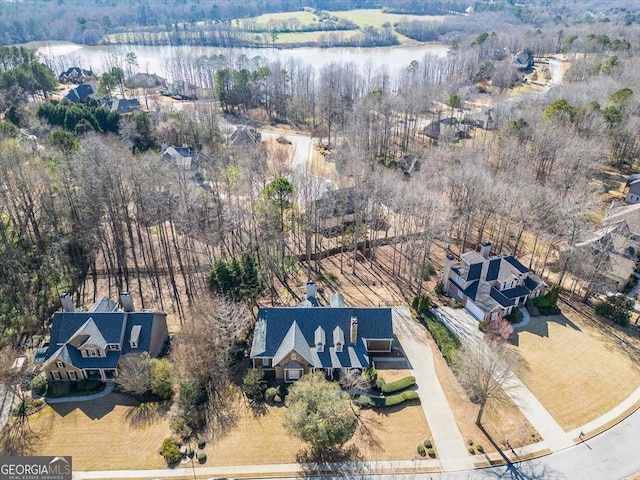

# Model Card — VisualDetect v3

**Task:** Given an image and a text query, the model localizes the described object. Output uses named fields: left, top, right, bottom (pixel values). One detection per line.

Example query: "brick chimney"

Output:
left=350, top=315, right=358, bottom=345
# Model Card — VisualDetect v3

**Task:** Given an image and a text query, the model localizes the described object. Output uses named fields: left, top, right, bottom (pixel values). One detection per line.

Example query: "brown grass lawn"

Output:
left=511, top=304, right=640, bottom=431
left=29, top=394, right=171, bottom=470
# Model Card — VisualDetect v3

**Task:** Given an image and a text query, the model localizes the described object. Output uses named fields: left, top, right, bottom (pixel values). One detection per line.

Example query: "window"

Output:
left=130, top=341, right=138, bottom=349
left=317, top=343, right=324, bottom=352
left=81, top=350, right=87, bottom=357
left=107, top=344, right=120, bottom=351
left=336, top=343, right=343, bottom=353
left=52, top=371, right=61, bottom=380
left=291, top=353, right=297, bottom=361
left=56, top=361, right=64, bottom=369
left=262, top=358, right=269, bottom=367
left=288, top=370, right=300, bottom=380
left=68, top=371, right=77, bottom=380
left=88, top=348, right=97, bottom=357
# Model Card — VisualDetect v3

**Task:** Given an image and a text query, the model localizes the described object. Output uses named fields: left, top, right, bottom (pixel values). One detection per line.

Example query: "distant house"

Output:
left=102, top=98, right=141, bottom=115
left=423, top=117, right=471, bottom=142
left=442, top=242, right=547, bottom=322
left=512, top=50, right=534, bottom=70
left=59, top=67, right=96, bottom=84
left=41, top=292, right=168, bottom=382
left=65, top=83, right=95, bottom=102
left=625, top=174, right=640, bottom=204
left=126, top=73, right=167, bottom=90
left=161, top=145, right=199, bottom=171
left=228, top=125, right=261, bottom=145
left=250, top=281, right=393, bottom=382
left=165, top=80, right=198, bottom=99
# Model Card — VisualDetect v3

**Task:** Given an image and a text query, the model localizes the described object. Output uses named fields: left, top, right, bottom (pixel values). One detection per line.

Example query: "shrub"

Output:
left=197, top=438, right=206, bottom=449
left=434, top=281, right=445, bottom=295
left=276, top=383, right=288, bottom=399
left=196, top=452, right=207, bottom=463
left=242, top=368, right=267, bottom=400
left=412, top=295, right=431, bottom=317
left=30, top=375, right=47, bottom=395
left=427, top=448, right=435, bottom=457
left=160, top=438, right=182, bottom=465
left=421, top=316, right=461, bottom=365
left=477, top=445, right=484, bottom=454
left=274, top=394, right=282, bottom=403
left=469, top=447, right=475, bottom=454
left=505, top=309, right=523, bottom=324
left=264, top=387, right=277, bottom=403
left=595, top=295, right=633, bottom=326
left=187, top=448, right=194, bottom=458
left=151, top=358, right=175, bottom=399
left=357, top=390, right=418, bottom=408
left=363, top=365, right=377, bottom=384
left=467, top=439, right=474, bottom=446
left=417, top=444, right=426, bottom=456
left=424, top=439, right=432, bottom=449
left=380, top=376, right=416, bottom=394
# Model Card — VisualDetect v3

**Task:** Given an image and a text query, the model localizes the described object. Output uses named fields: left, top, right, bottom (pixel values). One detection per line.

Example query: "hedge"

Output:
left=357, top=390, right=419, bottom=408
left=376, top=376, right=416, bottom=394
left=421, top=315, right=461, bottom=364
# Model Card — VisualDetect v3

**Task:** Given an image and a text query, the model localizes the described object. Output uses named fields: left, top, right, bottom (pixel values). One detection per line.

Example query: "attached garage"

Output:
left=465, top=300, right=485, bottom=321
left=365, top=339, right=392, bottom=352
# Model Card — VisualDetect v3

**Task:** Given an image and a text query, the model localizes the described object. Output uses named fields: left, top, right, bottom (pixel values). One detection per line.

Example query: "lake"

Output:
left=33, top=41, right=450, bottom=80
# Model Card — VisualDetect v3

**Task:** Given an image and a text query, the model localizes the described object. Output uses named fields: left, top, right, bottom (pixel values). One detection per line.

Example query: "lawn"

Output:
left=28, top=387, right=431, bottom=469
left=246, top=10, right=318, bottom=26
left=329, top=9, right=446, bottom=28
left=29, top=394, right=171, bottom=470
left=512, top=305, right=640, bottom=431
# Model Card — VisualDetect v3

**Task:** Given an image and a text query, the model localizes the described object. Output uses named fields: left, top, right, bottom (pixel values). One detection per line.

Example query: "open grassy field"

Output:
left=512, top=304, right=640, bottom=431
left=248, top=11, right=317, bottom=25
left=330, top=9, right=446, bottom=28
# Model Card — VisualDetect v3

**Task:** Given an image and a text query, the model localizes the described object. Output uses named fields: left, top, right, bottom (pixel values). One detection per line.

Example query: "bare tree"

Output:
left=171, top=295, right=251, bottom=432
left=338, top=368, right=371, bottom=396
left=454, top=338, right=522, bottom=426
left=115, top=353, right=153, bottom=396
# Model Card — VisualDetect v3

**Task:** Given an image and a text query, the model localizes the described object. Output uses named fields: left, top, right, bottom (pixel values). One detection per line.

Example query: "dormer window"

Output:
left=130, top=325, right=141, bottom=349
left=336, top=342, right=343, bottom=353
left=333, top=326, right=345, bottom=353
left=291, top=353, right=297, bottom=361
left=315, top=326, right=326, bottom=353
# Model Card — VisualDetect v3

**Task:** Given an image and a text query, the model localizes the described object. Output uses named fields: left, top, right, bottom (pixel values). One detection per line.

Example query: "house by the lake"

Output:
left=250, top=281, right=393, bottom=382
left=442, top=242, right=547, bottom=321
left=42, top=292, right=168, bottom=382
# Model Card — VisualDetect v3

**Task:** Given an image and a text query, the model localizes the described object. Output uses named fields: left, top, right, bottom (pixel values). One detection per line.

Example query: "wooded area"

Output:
left=1, top=1, right=640, bottom=346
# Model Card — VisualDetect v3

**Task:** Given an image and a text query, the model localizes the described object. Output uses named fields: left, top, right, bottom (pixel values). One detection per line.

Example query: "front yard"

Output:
left=28, top=384, right=431, bottom=470
left=512, top=303, right=640, bottom=431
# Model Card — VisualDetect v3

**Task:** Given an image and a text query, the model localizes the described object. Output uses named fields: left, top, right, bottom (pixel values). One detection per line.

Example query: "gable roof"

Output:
left=103, top=98, right=141, bottom=115
left=251, top=306, right=392, bottom=370
left=66, top=83, right=94, bottom=102
left=45, top=310, right=158, bottom=370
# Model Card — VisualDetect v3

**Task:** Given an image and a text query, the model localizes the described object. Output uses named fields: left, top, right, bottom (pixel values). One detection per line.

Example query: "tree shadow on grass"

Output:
left=0, top=417, right=40, bottom=455
left=124, top=400, right=169, bottom=428
left=510, top=312, right=581, bottom=347
left=296, top=444, right=365, bottom=479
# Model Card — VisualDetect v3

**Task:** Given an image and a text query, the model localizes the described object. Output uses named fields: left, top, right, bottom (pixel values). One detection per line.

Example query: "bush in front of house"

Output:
left=276, top=383, right=288, bottom=399
left=378, top=376, right=416, bottom=394
left=427, top=448, right=435, bottom=457
left=424, top=439, right=432, bottom=449
left=357, top=390, right=419, bottom=408
left=264, top=387, right=277, bottom=403
left=421, top=316, right=461, bottom=365
left=160, top=438, right=182, bottom=465
left=242, top=368, right=267, bottom=400
left=30, top=375, right=47, bottom=395
left=197, top=438, right=206, bottom=449
left=477, top=445, right=484, bottom=454
left=196, top=452, right=207, bottom=463
left=417, top=444, right=426, bottom=456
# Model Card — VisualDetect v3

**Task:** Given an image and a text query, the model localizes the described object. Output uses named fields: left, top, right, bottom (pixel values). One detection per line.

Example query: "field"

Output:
left=512, top=304, right=640, bottom=431
left=330, top=9, right=446, bottom=28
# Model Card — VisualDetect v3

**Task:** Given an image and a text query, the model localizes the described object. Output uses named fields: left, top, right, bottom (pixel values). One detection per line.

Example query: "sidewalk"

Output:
left=44, top=380, right=115, bottom=404
left=393, top=307, right=475, bottom=471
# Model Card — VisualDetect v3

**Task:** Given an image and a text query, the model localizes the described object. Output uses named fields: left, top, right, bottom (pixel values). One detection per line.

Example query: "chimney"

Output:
left=120, top=291, right=135, bottom=312
left=480, top=241, right=492, bottom=259
left=306, top=280, right=317, bottom=300
left=442, top=253, right=455, bottom=288
left=60, top=293, right=74, bottom=313
left=350, top=315, right=358, bottom=345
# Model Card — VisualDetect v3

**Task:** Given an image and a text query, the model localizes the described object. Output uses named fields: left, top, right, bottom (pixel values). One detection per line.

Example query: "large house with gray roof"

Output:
left=42, top=292, right=168, bottom=382
left=442, top=242, right=547, bottom=322
left=250, top=281, right=393, bottom=382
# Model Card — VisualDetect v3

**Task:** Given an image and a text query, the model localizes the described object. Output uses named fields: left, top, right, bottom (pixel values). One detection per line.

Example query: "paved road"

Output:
left=0, top=384, right=17, bottom=431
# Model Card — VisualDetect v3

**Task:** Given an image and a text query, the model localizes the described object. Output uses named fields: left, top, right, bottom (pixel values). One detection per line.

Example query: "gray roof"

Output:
left=103, top=98, right=141, bottom=114
left=89, top=296, right=118, bottom=313
left=250, top=305, right=392, bottom=370
left=45, top=310, right=161, bottom=370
